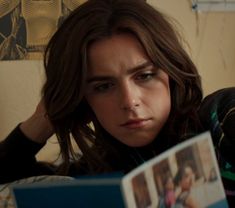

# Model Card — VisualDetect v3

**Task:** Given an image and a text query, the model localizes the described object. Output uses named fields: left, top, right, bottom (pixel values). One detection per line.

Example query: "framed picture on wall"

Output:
left=0, top=0, right=86, bottom=61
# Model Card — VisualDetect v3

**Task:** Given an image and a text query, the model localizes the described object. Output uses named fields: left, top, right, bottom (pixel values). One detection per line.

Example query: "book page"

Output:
left=121, top=132, right=228, bottom=208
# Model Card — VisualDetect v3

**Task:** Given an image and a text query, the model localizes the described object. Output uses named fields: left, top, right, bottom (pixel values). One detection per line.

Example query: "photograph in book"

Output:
left=121, top=132, right=229, bottom=208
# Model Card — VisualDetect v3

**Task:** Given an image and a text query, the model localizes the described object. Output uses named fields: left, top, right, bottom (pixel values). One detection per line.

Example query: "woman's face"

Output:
left=180, top=166, right=194, bottom=190
left=85, top=33, right=171, bottom=147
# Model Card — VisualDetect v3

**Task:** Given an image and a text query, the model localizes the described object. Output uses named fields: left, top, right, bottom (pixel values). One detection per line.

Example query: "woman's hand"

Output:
left=20, top=99, right=54, bottom=144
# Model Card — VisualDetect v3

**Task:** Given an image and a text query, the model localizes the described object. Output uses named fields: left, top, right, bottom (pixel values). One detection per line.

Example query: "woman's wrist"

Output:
left=20, top=112, right=54, bottom=144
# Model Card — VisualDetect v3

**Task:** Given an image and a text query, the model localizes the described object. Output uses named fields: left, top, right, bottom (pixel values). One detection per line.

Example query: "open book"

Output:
left=12, top=132, right=228, bottom=208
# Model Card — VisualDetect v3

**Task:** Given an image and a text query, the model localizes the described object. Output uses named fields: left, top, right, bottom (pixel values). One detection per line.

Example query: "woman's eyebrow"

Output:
left=86, top=61, right=153, bottom=83
left=126, top=61, right=153, bottom=75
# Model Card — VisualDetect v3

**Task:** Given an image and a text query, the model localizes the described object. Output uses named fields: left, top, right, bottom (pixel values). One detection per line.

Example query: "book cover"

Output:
left=12, top=132, right=229, bottom=208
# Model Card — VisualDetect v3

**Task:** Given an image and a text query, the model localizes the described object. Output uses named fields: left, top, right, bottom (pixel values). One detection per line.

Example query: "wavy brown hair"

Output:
left=43, top=0, right=202, bottom=175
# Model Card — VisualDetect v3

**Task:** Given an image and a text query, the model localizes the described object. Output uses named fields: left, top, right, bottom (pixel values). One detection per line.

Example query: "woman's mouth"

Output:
left=120, top=118, right=151, bottom=129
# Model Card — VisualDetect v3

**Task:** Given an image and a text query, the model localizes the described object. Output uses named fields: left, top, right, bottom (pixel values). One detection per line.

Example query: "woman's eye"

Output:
left=93, top=82, right=114, bottom=92
left=136, top=72, right=156, bottom=81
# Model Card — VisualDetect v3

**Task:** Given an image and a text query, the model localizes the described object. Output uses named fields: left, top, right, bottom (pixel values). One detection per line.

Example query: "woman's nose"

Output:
left=119, top=83, right=140, bottom=111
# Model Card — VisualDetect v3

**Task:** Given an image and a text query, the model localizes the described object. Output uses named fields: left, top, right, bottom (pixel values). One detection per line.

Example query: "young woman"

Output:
left=0, top=0, right=234, bottom=205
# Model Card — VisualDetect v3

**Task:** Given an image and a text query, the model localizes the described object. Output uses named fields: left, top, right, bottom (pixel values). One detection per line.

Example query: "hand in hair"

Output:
left=20, top=99, right=54, bottom=144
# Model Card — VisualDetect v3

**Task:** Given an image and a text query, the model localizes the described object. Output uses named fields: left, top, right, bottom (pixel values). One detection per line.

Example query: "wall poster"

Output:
left=0, top=0, right=86, bottom=61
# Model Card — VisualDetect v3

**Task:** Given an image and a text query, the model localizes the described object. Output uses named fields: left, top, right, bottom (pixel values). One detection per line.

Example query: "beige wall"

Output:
left=150, top=0, right=235, bottom=95
left=0, top=0, right=235, bottom=160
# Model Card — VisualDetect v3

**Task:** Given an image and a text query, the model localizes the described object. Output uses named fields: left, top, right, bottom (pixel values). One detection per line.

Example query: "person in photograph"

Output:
left=158, top=174, right=176, bottom=208
left=164, top=176, right=176, bottom=208
left=174, top=163, right=198, bottom=208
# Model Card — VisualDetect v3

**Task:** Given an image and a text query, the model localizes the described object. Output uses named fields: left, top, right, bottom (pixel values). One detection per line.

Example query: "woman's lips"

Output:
left=120, top=119, right=151, bottom=129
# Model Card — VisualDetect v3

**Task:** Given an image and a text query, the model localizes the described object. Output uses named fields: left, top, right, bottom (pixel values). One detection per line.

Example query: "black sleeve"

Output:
left=0, top=124, right=56, bottom=184
left=199, top=87, right=235, bottom=166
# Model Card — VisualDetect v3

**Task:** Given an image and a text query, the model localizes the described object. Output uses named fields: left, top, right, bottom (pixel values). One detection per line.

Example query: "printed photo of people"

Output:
left=152, top=139, right=226, bottom=208
left=119, top=134, right=228, bottom=208
left=0, top=0, right=86, bottom=60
